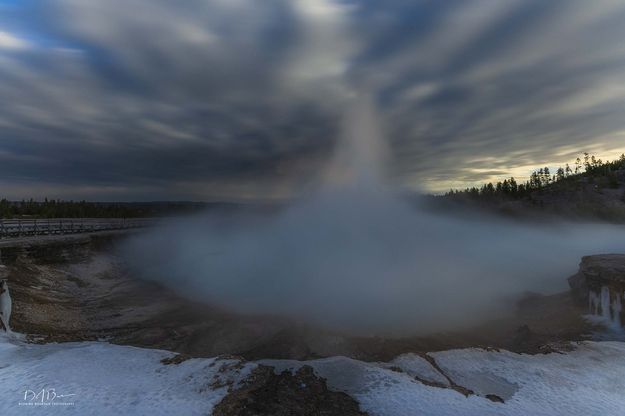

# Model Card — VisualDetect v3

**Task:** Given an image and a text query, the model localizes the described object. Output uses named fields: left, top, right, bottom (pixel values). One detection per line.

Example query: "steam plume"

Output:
left=122, top=97, right=625, bottom=335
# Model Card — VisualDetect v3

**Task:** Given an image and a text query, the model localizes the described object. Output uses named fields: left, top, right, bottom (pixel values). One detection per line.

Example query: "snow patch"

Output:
left=0, top=334, right=255, bottom=415
left=263, top=342, right=625, bottom=416
left=2, top=333, right=625, bottom=416
left=388, top=353, right=450, bottom=386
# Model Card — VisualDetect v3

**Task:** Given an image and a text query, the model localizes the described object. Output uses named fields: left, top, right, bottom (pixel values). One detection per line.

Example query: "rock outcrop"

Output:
left=569, top=254, right=625, bottom=287
left=568, top=254, right=625, bottom=327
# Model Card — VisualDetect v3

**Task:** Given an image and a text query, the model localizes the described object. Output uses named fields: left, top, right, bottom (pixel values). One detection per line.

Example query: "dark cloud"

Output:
left=1, top=0, right=625, bottom=199
left=349, top=0, right=625, bottom=188
left=0, top=0, right=349, bottom=200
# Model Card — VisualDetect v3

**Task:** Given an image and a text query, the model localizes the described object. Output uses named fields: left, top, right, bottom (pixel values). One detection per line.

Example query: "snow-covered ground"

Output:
left=0, top=333, right=256, bottom=415
left=2, top=332, right=625, bottom=416
left=263, top=341, right=625, bottom=416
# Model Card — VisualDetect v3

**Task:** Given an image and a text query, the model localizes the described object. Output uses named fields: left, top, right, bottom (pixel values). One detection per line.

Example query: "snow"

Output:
left=262, top=341, right=625, bottom=416
left=433, top=342, right=625, bottom=416
left=389, top=353, right=450, bottom=386
left=261, top=355, right=497, bottom=415
left=0, top=333, right=256, bottom=416
left=2, top=331, right=625, bottom=416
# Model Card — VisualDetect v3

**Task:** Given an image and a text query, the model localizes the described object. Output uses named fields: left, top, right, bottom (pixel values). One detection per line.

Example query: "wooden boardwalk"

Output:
left=0, top=218, right=154, bottom=238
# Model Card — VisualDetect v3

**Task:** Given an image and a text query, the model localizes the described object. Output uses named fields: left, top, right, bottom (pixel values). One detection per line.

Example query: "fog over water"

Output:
left=122, top=97, right=625, bottom=335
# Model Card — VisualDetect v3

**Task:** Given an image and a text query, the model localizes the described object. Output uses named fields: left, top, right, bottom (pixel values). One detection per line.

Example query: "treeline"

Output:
left=446, top=153, right=625, bottom=199
left=0, top=199, right=211, bottom=219
left=0, top=199, right=149, bottom=219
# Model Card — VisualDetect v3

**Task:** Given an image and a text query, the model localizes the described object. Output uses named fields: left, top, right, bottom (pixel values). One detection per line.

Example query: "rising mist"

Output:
left=122, top=98, right=625, bottom=335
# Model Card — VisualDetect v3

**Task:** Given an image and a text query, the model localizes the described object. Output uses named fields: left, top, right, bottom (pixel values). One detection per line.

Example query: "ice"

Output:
left=588, top=286, right=624, bottom=329
left=590, top=290, right=600, bottom=315
left=602, top=287, right=612, bottom=321
left=612, top=295, right=622, bottom=327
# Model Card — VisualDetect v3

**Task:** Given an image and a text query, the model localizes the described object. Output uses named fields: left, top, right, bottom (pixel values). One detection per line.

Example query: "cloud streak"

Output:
left=2, top=0, right=625, bottom=198
left=351, top=0, right=625, bottom=190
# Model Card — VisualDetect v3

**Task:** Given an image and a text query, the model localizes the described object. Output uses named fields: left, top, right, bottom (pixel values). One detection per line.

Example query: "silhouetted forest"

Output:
left=445, top=153, right=625, bottom=200
left=0, top=199, right=209, bottom=219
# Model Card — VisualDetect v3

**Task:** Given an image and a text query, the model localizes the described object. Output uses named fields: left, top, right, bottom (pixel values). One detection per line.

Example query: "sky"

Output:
left=2, top=0, right=625, bottom=200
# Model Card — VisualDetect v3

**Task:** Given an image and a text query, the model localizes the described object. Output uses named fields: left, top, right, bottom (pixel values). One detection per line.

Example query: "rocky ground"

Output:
left=212, top=365, right=367, bottom=416
left=1, top=232, right=298, bottom=358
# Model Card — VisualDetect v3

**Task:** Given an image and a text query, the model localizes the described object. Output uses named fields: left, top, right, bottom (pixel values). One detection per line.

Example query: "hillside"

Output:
left=432, top=154, right=625, bottom=222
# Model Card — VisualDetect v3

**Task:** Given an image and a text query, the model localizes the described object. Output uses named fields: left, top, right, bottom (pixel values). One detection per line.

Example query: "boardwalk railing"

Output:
left=0, top=218, right=155, bottom=238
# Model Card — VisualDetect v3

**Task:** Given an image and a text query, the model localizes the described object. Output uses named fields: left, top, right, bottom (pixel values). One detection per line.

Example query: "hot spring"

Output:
left=122, top=97, right=625, bottom=335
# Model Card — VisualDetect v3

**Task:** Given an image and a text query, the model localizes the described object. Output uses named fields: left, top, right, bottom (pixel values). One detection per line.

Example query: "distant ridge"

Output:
left=431, top=153, right=625, bottom=222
